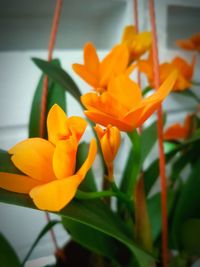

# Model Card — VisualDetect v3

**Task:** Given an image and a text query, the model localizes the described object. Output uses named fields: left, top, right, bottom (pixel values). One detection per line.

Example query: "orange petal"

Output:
left=176, top=40, right=195, bottom=51
left=172, top=57, right=192, bottom=80
left=123, top=104, right=147, bottom=129
left=30, top=175, right=81, bottom=211
left=108, top=74, right=142, bottom=110
left=121, top=25, right=136, bottom=43
left=124, top=72, right=177, bottom=128
left=173, top=75, right=191, bottom=91
left=84, top=42, right=100, bottom=75
left=72, top=63, right=99, bottom=88
left=164, top=124, right=187, bottom=140
left=47, top=104, right=69, bottom=145
left=100, top=44, right=129, bottom=87
left=100, top=126, right=121, bottom=163
left=138, top=62, right=154, bottom=86
left=85, top=109, right=132, bottom=131
left=130, top=32, right=152, bottom=60
left=145, top=71, right=177, bottom=102
left=0, top=172, right=41, bottom=193
left=76, top=138, right=97, bottom=179
left=10, top=138, right=55, bottom=182
left=53, top=138, right=77, bottom=179
left=94, top=124, right=105, bottom=140
left=160, top=63, right=175, bottom=85
left=81, top=92, right=128, bottom=119
left=67, top=116, right=87, bottom=142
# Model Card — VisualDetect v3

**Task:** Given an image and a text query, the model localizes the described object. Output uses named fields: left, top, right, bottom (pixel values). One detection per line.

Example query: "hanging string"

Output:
left=39, top=0, right=63, bottom=252
left=133, top=0, right=142, bottom=135
left=40, top=0, right=63, bottom=137
left=133, top=0, right=141, bottom=89
left=148, top=1, right=168, bottom=266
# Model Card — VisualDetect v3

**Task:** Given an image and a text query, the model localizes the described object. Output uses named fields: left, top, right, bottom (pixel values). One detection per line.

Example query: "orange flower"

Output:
left=95, top=125, right=120, bottom=180
left=138, top=51, right=196, bottom=91
left=81, top=72, right=177, bottom=132
left=72, top=42, right=130, bottom=93
left=164, top=115, right=192, bottom=141
left=0, top=105, right=97, bottom=211
left=121, top=25, right=152, bottom=62
left=177, top=33, right=200, bottom=52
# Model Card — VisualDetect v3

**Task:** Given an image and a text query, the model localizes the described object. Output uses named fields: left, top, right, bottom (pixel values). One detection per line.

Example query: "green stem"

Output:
left=126, top=130, right=141, bottom=199
left=76, top=189, right=130, bottom=203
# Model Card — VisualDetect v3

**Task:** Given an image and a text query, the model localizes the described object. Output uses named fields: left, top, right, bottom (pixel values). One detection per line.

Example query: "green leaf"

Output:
left=76, top=142, right=97, bottom=192
left=147, top=190, right=175, bottom=241
left=62, top=201, right=154, bottom=267
left=0, top=150, right=22, bottom=174
left=181, top=219, right=200, bottom=256
left=142, top=86, right=152, bottom=96
left=120, top=131, right=141, bottom=199
left=170, top=153, right=191, bottom=184
left=171, top=159, right=200, bottom=248
left=62, top=217, right=120, bottom=264
left=0, top=233, right=21, bottom=267
left=29, top=59, right=66, bottom=138
left=22, top=220, right=60, bottom=266
left=140, top=120, right=158, bottom=164
left=173, top=90, right=200, bottom=103
left=32, top=58, right=82, bottom=103
left=0, top=189, right=154, bottom=267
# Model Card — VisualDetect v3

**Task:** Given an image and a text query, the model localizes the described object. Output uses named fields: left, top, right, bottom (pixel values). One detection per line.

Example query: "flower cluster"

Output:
left=2, top=25, right=197, bottom=214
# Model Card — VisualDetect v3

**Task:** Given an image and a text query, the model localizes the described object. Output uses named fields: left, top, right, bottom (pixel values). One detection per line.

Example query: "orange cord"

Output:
left=40, top=0, right=63, bottom=138
left=148, top=1, right=168, bottom=266
left=133, top=0, right=141, bottom=88
left=133, top=0, right=142, bottom=134
left=39, top=0, right=63, bottom=252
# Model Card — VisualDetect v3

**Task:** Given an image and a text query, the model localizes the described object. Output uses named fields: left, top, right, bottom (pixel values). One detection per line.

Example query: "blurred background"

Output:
left=0, top=0, right=200, bottom=265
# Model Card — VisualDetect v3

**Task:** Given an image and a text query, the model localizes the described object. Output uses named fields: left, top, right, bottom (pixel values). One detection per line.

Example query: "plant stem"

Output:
left=76, top=189, right=130, bottom=203
left=126, top=130, right=141, bottom=199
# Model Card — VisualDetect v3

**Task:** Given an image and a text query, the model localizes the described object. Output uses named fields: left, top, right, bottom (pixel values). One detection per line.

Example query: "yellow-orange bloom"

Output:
left=72, top=42, right=130, bottom=93
left=0, top=105, right=97, bottom=211
left=81, top=72, right=177, bottom=132
left=177, top=33, right=200, bottom=52
left=121, top=25, right=152, bottom=62
left=164, top=115, right=192, bottom=141
left=95, top=125, right=120, bottom=180
left=138, top=51, right=196, bottom=91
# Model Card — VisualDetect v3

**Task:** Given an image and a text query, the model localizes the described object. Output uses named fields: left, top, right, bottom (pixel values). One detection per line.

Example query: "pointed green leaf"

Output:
left=120, top=131, right=141, bottom=199
left=0, top=150, right=22, bottom=174
left=22, top=220, right=60, bottom=266
left=62, top=217, right=120, bottom=263
left=0, top=233, right=21, bottom=267
left=181, top=219, right=200, bottom=256
left=76, top=142, right=97, bottom=192
left=173, top=90, right=200, bottom=103
left=140, top=120, right=158, bottom=164
left=0, top=188, right=154, bottom=266
left=171, top=159, right=200, bottom=248
left=32, top=58, right=81, bottom=103
left=147, top=190, right=175, bottom=241
left=29, top=59, right=66, bottom=138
